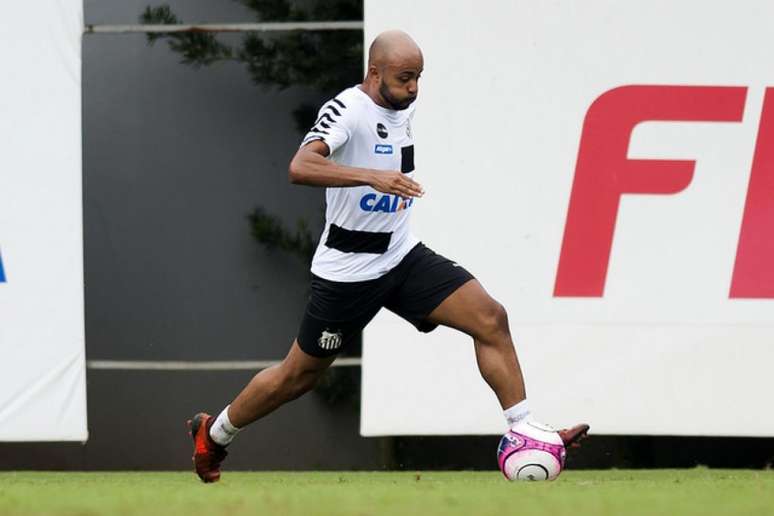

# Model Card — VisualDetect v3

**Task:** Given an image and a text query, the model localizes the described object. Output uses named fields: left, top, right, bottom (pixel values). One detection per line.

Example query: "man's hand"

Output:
left=289, top=142, right=426, bottom=196
left=369, top=170, right=425, bottom=198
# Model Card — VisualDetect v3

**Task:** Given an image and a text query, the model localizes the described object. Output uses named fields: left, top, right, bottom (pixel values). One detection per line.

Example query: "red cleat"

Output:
left=188, top=412, right=228, bottom=483
left=558, top=424, right=590, bottom=449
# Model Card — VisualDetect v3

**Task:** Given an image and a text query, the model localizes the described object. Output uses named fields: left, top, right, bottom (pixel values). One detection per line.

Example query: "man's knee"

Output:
left=279, top=361, right=326, bottom=399
left=473, top=300, right=510, bottom=341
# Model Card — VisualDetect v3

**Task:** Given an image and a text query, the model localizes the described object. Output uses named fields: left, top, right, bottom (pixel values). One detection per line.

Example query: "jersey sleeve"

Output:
left=300, top=96, right=356, bottom=155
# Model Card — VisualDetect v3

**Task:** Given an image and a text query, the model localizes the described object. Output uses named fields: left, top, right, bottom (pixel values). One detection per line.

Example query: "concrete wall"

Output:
left=0, top=1, right=384, bottom=469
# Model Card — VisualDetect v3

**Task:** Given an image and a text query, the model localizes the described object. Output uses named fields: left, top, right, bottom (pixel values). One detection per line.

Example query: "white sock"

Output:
left=504, top=399, right=531, bottom=428
left=209, top=405, right=241, bottom=446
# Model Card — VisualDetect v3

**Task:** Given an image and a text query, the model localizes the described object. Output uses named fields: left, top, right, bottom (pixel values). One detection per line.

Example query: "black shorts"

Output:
left=297, top=242, right=475, bottom=357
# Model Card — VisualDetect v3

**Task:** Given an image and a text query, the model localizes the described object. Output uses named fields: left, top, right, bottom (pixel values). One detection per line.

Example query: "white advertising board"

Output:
left=362, top=1, right=774, bottom=436
left=0, top=1, right=87, bottom=441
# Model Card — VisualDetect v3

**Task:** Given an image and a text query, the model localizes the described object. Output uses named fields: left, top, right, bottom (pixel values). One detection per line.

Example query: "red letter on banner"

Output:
left=730, top=88, right=774, bottom=298
left=554, top=85, right=747, bottom=297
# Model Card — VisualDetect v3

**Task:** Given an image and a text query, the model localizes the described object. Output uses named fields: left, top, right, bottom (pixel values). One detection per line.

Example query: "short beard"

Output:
left=379, top=81, right=414, bottom=110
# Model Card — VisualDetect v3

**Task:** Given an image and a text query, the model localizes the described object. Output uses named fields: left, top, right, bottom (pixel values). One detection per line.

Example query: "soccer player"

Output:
left=189, top=30, right=588, bottom=482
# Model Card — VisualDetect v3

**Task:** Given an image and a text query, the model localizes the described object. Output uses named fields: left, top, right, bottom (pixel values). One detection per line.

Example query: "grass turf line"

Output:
left=1, top=470, right=772, bottom=516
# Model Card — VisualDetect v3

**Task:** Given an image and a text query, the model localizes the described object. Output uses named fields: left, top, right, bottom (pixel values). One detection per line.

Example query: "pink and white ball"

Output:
left=497, top=422, right=566, bottom=481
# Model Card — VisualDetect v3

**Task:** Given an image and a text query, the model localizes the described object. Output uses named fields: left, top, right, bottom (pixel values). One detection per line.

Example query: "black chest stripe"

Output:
left=326, top=224, right=392, bottom=254
left=401, top=145, right=415, bottom=174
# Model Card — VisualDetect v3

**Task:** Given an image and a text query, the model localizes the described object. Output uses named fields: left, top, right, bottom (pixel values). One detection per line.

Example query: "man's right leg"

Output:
left=190, top=339, right=334, bottom=482
left=229, top=339, right=335, bottom=427
left=191, top=272, right=384, bottom=482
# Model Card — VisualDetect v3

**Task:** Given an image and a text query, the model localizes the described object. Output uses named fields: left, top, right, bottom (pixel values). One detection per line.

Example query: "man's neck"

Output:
left=359, top=81, right=391, bottom=110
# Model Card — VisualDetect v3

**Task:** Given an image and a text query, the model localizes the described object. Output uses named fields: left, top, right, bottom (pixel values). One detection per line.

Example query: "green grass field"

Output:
left=1, top=470, right=772, bottom=516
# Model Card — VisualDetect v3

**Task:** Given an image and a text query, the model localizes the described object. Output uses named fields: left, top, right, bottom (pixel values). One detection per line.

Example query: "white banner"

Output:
left=362, top=0, right=774, bottom=436
left=0, top=1, right=87, bottom=441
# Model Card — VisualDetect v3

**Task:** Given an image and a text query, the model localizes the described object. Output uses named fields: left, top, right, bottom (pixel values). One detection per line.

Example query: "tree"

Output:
left=141, top=1, right=363, bottom=133
left=140, top=1, right=365, bottom=369
left=141, top=0, right=363, bottom=267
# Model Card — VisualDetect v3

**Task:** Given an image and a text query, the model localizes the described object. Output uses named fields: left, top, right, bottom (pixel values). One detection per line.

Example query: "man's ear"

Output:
left=366, top=64, right=380, bottom=82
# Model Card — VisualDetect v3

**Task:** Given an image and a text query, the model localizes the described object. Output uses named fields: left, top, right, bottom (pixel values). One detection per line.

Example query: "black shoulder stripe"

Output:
left=324, top=104, right=342, bottom=117
left=302, top=135, right=324, bottom=145
left=316, top=113, right=336, bottom=125
left=314, top=113, right=334, bottom=125
left=319, top=121, right=331, bottom=129
left=309, top=127, right=330, bottom=135
left=332, top=98, right=346, bottom=109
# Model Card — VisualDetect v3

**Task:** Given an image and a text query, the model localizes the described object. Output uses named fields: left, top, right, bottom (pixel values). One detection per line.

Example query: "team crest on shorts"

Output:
left=318, top=329, right=343, bottom=351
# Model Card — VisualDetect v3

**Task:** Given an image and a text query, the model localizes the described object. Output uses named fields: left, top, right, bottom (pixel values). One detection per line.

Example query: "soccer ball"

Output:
left=497, top=421, right=566, bottom=481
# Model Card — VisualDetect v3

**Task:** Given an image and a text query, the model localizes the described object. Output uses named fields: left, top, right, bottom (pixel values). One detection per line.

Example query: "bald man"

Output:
left=188, top=30, right=588, bottom=483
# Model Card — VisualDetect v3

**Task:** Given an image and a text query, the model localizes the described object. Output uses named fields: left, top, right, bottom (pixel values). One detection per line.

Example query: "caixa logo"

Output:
left=0, top=249, right=5, bottom=283
left=554, top=85, right=774, bottom=299
left=360, top=193, right=414, bottom=213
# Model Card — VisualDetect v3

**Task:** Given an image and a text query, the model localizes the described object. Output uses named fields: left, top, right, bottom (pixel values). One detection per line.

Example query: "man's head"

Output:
left=364, top=30, right=423, bottom=110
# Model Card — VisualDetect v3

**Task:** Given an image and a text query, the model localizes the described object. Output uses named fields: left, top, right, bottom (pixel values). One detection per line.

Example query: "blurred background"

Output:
left=1, top=0, right=774, bottom=471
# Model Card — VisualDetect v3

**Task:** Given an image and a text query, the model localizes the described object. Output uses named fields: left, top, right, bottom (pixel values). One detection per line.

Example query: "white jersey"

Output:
left=301, top=85, right=419, bottom=282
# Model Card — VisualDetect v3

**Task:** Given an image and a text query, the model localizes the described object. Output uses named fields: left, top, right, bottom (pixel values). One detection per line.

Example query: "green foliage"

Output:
left=247, top=206, right=316, bottom=265
left=141, top=6, right=234, bottom=66
left=144, top=1, right=364, bottom=370
left=247, top=205, right=363, bottom=366
left=140, top=1, right=363, bottom=94
left=315, top=366, right=360, bottom=407
left=238, top=0, right=304, bottom=21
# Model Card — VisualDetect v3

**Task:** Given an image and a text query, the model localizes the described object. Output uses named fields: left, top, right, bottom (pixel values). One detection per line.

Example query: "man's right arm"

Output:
left=288, top=140, right=424, bottom=199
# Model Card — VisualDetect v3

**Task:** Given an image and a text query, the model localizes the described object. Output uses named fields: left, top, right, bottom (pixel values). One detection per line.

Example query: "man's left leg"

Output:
left=426, top=279, right=525, bottom=411
left=425, top=278, right=589, bottom=444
